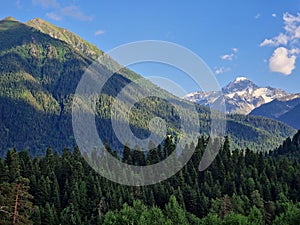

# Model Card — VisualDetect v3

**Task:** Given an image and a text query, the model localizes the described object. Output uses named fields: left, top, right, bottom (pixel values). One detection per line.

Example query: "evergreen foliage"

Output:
left=0, top=133, right=299, bottom=224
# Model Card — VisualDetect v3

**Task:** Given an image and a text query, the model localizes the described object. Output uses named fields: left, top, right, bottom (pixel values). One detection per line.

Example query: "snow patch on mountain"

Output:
left=234, top=76, right=248, bottom=82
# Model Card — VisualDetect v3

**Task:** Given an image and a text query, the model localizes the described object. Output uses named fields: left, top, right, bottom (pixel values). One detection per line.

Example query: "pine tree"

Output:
left=220, top=195, right=232, bottom=219
left=0, top=177, right=33, bottom=225
left=122, top=143, right=132, bottom=164
left=248, top=206, right=263, bottom=225
left=5, top=149, right=20, bottom=182
left=165, top=195, right=188, bottom=225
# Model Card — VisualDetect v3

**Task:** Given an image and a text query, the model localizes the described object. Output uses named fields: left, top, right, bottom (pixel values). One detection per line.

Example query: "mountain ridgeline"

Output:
left=0, top=16, right=296, bottom=156
left=184, top=77, right=289, bottom=115
left=250, top=94, right=300, bottom=129
left=185, top=76, right=300, bottom=129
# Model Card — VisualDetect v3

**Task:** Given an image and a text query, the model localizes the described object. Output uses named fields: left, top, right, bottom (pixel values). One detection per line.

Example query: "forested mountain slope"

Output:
left=0, top=16, right=296, bottom=156
left=270, top=129, right=300, bottom=158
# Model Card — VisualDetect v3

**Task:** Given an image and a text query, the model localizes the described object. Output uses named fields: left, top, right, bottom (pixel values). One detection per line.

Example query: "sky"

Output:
left=1, top=0, right=300, bottom=96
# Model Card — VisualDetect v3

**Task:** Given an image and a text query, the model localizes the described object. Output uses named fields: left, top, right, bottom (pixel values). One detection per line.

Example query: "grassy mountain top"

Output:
left=0, top=16, right=22, bottom=31
left=26, top=18, right=103, bottom=59
left=2, top=16, right=17, bottom=21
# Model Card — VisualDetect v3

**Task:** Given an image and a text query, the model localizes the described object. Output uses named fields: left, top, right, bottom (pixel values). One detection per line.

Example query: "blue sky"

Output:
left=1, top=0, right=300, bottom=96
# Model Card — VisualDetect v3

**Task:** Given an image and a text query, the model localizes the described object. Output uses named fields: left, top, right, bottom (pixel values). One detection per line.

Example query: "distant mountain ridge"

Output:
left=184, top=77, right=291, bottom=114
left=250, top=95, right=300, bottom=119
left=250, top=94, right=300, bottom=129
left=185, top=76, right=300, bottom=129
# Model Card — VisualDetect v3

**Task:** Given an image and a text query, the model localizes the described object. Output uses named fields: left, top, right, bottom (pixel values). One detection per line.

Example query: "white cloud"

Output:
left=260, top=12, right=300, bottom=47
left=260, top=39, right=276, bottom=46
left=220, top=53, right=234, bottom=61
left=293, top=26, right=300, bottom=39
left=46, top=12, right=62, bottom=21
left=283, top=12, right=300, bottom=40
left=32, top=0, right=93, bottom=22
left=32, top=0, right=59, bottom=8
left=220, top=48, right=238, bottom=61
left=260, top=13, right=300, bottom=75
left=272, top=13, right=277, bottom=18
left=255, top=13, right=261, bottom=19
left=95, top=29, right=105, bottom=36
left=289, top=48, right=300, bottom=55
left=276, top=33, right=289, bottom=45
left=260, top=33, right=288, bottom=47
left=232, top=48, right=238, bottom=53
left=60, top=6, right=93, bottom=21
left=269, top=47, right=296, bottom=75
left=215, top=67, right=231, bottom=75
left=283, top=12, right=300, bottom=27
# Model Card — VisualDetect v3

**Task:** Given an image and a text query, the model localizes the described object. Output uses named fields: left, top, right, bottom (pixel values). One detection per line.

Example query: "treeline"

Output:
left=0, top=133, right=300, bottom=224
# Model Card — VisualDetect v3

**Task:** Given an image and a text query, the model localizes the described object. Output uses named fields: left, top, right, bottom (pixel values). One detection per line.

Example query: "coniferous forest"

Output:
left=0, top=132, right=300, bottom=225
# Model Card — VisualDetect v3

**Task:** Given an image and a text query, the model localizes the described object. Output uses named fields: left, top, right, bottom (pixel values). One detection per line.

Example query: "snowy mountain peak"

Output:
left=223, top=76, right=258, bottom=94
left=184, top=77, right=289, bottom=115
left=234, top=76, right=249, bottom=83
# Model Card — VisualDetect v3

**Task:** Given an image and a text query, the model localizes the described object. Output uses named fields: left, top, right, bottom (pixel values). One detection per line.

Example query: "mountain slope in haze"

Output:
left=184, top=77, right=288, bottom=114
left=0, top=16, right=295, bottom=156
left=278, top=103, right=300, bottom=129
left=250, top=94, right=300, bottom=129
left=250, top=96, right=300, bottom=119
